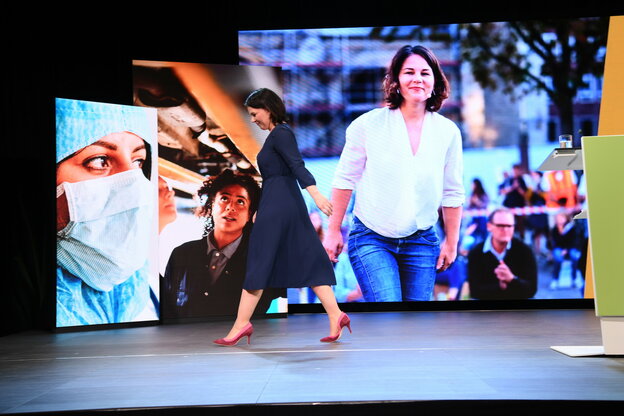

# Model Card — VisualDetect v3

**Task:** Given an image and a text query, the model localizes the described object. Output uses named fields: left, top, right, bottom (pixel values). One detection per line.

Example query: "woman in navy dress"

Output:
left=214, top=88, right=351, bottom=346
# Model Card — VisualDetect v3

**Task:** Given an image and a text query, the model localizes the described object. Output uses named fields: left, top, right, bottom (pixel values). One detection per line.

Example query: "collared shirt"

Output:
left=482, top=235, right=513, bottom=262
left=206, top=232, right=243, bottom=284
left=332, top=107, right=464, bottom=238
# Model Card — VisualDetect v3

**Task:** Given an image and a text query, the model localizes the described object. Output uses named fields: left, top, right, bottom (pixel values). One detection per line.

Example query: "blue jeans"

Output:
left=347, top=217, right=440, bottom=302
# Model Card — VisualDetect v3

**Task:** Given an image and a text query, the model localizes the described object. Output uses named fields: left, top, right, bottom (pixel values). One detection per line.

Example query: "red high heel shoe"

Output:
left=320, top=313, right=351, bottom=343
left=213, top=323, right=253, bottom=346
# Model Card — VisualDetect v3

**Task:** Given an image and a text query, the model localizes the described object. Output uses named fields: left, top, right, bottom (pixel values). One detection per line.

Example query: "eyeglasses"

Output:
left=491, top=223, right=514, bottom=229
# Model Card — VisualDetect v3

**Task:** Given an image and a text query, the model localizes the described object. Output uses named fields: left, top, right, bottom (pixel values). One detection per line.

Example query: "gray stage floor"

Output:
left=1, top=309, right=623, bottom=414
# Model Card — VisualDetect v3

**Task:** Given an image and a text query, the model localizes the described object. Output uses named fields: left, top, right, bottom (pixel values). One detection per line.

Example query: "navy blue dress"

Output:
left=244, top=124, right=336, bottom=290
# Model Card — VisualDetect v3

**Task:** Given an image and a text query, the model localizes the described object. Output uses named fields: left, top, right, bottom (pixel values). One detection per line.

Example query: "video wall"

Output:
left=238, top=17, right=611, bottom=304
left=55, top=99, right=160, bottom=327
left=54, top=15, right=615, bottom=328
left=132, top=61, right=287, bottom=322
left=55, top=63, right=288, bottom=328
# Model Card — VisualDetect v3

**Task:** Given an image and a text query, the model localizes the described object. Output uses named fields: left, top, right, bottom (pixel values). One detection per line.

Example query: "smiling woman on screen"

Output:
left=323, top=45, right=465, bottom=303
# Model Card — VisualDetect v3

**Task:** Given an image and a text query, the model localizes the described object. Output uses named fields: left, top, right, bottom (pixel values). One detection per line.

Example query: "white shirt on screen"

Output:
left=332, top=107, right=464, bottom=238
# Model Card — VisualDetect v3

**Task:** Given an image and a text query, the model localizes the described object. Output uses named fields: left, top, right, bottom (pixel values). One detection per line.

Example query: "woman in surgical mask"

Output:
left=55, top=98, right=158, bottom=327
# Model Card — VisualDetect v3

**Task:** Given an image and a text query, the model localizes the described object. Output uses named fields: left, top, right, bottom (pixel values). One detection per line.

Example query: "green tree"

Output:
left=460, top=18, right=609, bottom=146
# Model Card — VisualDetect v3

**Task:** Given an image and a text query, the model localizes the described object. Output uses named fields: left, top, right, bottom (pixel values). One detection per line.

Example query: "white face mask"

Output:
left=57, top=169, right=155, bottom=291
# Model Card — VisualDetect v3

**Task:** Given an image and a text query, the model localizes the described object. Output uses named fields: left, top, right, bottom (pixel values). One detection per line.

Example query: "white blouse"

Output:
left=332, top=107, right=464, bottom=238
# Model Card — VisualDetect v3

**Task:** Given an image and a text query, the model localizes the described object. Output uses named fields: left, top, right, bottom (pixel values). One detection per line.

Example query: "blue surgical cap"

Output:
left=56, top=98, right=157, bottom=163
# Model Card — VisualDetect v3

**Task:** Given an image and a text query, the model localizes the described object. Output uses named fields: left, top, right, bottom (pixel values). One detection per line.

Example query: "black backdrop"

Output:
left=4, top=2, right=623, bottom=335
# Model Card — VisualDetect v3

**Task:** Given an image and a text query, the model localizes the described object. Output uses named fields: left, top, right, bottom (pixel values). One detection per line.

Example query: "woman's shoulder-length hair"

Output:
left=382, top=45, right=450, bottom=112
left=244, top=88, right=288, bottom=124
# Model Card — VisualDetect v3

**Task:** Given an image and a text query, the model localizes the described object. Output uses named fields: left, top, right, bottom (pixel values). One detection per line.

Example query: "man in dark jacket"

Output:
left=467, top=208, right=537, bottom=300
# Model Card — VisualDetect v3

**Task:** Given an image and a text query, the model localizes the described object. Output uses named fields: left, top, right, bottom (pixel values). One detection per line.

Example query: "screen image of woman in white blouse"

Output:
left=323, top=45, right=465, bottom=302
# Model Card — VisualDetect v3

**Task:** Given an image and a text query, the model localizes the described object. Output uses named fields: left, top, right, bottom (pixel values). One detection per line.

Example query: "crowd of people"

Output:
left=447, top=164, right=588, bottom=300
left=300, top=160, right=588, bottom=303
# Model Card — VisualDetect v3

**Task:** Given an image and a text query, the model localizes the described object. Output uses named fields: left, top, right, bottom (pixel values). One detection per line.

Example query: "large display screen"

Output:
left=132, top=61, right=287, bottom=321
left=55, top=98, right=159, bottom=327
left=239, top=17, right=610, bottom=303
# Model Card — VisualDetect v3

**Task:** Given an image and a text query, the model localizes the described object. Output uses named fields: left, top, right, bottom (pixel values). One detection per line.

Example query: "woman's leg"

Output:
left=399, top=227, right=440, bottom=301
left=311, top=285, right=343, bottom=335
left=348, top=218, right=401, bottom=302
left=223, top=289, right=263, bottom=339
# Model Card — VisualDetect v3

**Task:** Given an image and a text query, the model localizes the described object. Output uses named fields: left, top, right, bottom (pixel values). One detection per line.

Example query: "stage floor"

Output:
left=1, top=309, right=623, bottom=415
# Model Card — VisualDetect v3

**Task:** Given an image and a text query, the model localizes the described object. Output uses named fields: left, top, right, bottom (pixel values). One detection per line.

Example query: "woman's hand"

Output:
left=314, top=193, right=333, bottom=217
left=322, top=229, right=343, bottom=263
left=318, top=187, right=352, bottom=263
left=306, top=185, right=333, bottom=217
left=436, top=239, right=457, bottom=272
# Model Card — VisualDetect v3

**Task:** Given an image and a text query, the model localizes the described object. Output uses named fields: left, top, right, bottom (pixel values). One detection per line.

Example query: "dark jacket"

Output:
left=467, top=237, right=537, bottom=300
left=162, top=230, right=278, bottom=319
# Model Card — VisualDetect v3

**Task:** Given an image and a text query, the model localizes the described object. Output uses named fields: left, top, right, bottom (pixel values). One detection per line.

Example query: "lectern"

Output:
left=540, top=137, right=624, bottom=356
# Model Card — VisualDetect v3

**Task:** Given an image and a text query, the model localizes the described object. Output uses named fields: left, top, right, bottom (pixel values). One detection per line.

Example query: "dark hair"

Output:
left=472, top=178, right=486, bottom=197
left=198, top=169, right=261, bottom=236
left=244, top=88, right=288, bottom=124
left=382, top=45, right=449, bottom=112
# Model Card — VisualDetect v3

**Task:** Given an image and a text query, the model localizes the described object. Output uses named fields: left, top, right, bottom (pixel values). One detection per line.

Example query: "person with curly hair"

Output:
left=162, top=169, right=278, bottom=319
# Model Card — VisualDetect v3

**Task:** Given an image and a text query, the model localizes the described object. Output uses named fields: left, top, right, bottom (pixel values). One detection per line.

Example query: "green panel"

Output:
left=582, top=135, right=624, bottom=316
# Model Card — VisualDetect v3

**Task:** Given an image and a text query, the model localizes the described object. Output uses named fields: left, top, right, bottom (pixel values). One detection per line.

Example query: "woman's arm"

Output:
left=322, top=188, right=353, bottom=262
left=438, top=122, right=465, bottom=271
left=437, top=206, right=462, bottom=271
left=272, top=126, right=316, bottom=188
left=321, top=115, right=366, bottom=262
left=270, top=127, right=334, bottom=217
left=306, top=185, right=333, bottom=217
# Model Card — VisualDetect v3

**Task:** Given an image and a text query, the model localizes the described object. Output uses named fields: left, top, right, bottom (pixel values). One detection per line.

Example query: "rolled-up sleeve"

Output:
left=441, top=125, right=465, bottom=207
left=332, top=118, right=367, bottom=190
